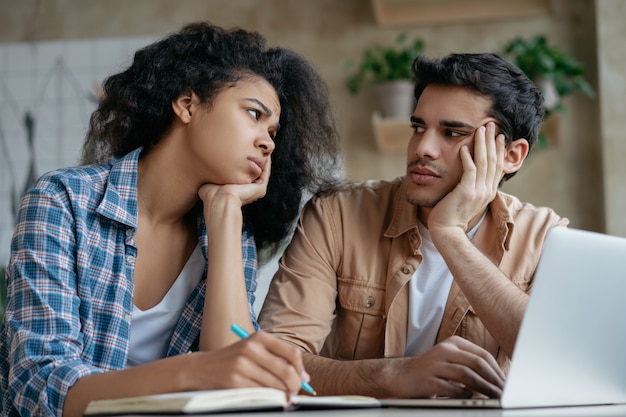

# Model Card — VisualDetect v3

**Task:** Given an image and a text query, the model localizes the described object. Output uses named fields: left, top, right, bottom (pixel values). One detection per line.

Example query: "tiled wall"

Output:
left=0, top=36, right=155, bottom=265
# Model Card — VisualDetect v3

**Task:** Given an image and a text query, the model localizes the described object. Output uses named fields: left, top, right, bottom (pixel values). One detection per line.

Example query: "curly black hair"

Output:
left=82, top=22, right=341, bottom=256
left=412, top=53, right=545, bottom=182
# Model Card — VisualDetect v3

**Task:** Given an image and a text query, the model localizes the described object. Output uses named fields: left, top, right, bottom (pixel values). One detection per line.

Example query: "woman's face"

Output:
left=184, top=77, right=280, bottom=186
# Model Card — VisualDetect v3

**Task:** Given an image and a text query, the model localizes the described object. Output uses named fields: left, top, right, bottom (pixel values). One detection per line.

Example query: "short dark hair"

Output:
left=412, top=53, right=544, bottom=182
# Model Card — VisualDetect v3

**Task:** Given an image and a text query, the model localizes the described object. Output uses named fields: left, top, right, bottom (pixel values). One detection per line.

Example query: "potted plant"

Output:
left=502, top=35, right=595, bottom=148
left=344, top=33, right=424, bottom=119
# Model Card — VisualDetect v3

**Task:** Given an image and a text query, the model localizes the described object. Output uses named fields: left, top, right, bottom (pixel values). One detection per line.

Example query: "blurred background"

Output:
left=0, top=0, right=624, bottom=313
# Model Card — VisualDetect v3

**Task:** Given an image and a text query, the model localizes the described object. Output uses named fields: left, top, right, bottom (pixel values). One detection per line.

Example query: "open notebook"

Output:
left=383, top=227, right=626, bottom=409
left=83, top=387, right=381, bottom=415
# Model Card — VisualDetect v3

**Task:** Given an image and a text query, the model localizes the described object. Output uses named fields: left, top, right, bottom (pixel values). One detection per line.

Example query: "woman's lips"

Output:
left=248, top=158, right=263, bottom=177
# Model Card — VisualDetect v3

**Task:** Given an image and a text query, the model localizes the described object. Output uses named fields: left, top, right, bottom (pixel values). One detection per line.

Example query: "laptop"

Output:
left=382, top=227, right=626, bottom=409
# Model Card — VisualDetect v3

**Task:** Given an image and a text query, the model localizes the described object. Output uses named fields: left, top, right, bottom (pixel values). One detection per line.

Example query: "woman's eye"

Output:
left=248, top=109, right=261, bottom=120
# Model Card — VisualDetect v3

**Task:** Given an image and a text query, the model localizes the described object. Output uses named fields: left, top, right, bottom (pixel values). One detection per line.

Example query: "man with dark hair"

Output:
left=259, top=53, right=568, bottom=399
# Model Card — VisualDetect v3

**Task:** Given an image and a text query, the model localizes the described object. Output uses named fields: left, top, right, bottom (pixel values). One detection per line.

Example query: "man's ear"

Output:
left=503, top=138, right=530, bottom=175
left=172, top=90, right=196, bottom=124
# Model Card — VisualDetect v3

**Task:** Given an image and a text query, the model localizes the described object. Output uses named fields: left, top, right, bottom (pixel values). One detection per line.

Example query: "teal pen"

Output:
left=230, top=323, right=317, bottom=395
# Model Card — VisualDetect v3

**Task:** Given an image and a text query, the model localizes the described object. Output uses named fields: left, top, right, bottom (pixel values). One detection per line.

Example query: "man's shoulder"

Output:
left=311, top=177, right=405, bottom=205
left=495, top=191, right=568, bottom=225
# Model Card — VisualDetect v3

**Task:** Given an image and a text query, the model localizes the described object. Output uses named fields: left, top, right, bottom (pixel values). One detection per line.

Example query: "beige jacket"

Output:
left=259, top=177, right=569, bottom=371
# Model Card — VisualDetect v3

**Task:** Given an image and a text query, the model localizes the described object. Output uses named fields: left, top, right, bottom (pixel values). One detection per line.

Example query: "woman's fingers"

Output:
left=232, top=332, right=306, bottom=394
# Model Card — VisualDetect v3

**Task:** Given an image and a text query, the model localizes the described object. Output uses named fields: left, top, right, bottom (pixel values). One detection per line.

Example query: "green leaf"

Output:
left=343, top=33, right=424, bottom=95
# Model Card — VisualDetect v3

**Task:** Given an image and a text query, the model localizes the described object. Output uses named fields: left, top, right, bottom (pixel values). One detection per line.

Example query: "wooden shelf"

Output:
left=371, top=113, right=411, bottom=153
left=371, top=0, right=552, bottom=27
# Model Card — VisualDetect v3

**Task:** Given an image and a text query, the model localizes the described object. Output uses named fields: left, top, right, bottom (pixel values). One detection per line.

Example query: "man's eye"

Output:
left=448, top=130, right=469, bottom=137
left=248, top=109, right=261, bottom=120
left=412, top=125, right=425, bottom=133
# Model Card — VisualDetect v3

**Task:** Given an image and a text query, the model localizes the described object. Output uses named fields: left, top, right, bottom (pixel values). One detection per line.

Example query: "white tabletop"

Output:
left=111, top=404, right=626, bottom=417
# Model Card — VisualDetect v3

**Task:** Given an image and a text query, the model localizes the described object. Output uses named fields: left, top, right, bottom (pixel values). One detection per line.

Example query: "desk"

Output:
left=111, top=404, right=626, bottom=417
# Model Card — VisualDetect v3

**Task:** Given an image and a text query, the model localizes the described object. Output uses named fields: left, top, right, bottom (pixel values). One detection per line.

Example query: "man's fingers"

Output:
left=433, top=337, right=505, bottom=398
left=448, top=336, right=506, bottom=382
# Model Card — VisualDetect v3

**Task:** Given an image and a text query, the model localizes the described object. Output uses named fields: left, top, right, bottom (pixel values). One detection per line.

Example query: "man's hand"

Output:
left=427, top=122, right=505, bottom=233
left=387, top=336, right=505, bottom=399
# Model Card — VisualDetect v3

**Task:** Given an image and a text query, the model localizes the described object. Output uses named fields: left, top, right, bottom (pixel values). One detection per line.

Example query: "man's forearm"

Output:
left=433, top=228, right=528, bottom=357
left=303, top=352, right=395, bottom=397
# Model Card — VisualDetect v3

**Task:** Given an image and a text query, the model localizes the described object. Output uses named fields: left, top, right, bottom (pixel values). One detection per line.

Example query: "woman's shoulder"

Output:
left=29, top=164, right=111, bottom=195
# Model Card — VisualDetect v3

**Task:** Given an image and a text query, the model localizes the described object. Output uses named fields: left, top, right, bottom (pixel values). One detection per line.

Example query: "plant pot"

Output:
left=374, top=79, right=415, bottom=119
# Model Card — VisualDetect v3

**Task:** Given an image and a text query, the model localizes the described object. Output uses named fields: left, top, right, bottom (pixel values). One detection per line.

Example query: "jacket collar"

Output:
left=96, top=148, right=142, bottom=229
left=384, top=178, right=419, bottom=238
left=383, top=176, right=515, bottom=251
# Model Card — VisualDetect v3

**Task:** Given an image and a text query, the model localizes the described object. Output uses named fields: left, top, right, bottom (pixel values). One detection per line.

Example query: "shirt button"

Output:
left=401, top=264, right=414, bottom=274
left=125, top=229, right=133, bottom=237
left=364, top=296, right=375, bottom=308
left=126, top=255, right=136, bottom=265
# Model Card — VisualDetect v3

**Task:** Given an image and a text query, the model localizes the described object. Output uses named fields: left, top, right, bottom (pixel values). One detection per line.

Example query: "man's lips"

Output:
left=408, top=166, right=440, bottom=185
left=410, top=166, right=439, bottom=176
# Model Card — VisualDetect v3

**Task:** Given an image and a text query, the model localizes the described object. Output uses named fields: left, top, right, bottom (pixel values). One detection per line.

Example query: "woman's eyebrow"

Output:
left=244, top=98, right=273, bottom=116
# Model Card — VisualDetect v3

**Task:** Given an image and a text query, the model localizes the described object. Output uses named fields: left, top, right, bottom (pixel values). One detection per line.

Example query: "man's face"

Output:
left=405, top=84, right=498, bottom=208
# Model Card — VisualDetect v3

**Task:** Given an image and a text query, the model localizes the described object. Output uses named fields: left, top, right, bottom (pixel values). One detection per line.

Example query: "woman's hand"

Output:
left=198, top=157, right=271, bottom=210
left=190, top=331, right=309, bottom=396
left=64, top=332, right=309, bottom=417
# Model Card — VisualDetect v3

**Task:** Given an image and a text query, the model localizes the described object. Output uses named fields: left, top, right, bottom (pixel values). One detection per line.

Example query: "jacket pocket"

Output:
left=326, top=278, right=386, bottom=360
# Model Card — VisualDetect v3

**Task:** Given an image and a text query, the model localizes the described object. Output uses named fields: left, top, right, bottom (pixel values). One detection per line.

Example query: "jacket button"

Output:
left=401, top=264, right=414, bottom=274
left=364, top=296, right=375, bottom=308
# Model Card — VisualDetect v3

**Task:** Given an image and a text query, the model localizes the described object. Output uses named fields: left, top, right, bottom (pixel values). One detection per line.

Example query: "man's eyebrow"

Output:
left=440, top=120, right=476, bottom=130
left=245, top=98, right=273, bottom=116
left=411, top=116, right=476, bottom=131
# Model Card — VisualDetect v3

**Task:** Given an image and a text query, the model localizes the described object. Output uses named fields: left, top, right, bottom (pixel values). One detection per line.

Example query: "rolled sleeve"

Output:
left=259, top=197, right=340, bottom=353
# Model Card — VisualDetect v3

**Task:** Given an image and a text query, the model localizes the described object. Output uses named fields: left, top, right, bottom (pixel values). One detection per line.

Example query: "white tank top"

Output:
left=404, top=213, right=485, bottom=357
left=126, top=244, right=204, bottom=367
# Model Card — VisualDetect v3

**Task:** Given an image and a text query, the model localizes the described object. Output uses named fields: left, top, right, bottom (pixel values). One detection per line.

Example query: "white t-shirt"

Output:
left=404, top=213, right=485, bottom=357
left=126, top=244, right=204, bottom=367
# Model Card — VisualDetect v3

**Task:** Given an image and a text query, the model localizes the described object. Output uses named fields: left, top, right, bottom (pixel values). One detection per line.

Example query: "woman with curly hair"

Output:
left=0, top=22, right=341, bottom=417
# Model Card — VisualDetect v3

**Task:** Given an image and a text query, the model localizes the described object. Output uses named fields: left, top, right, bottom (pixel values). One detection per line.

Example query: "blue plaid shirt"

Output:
left=0, top=149, right=259, bottom=417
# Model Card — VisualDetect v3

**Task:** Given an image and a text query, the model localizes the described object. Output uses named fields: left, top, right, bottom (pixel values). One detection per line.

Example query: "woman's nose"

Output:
left=259, top=134, right=275, bottom=154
